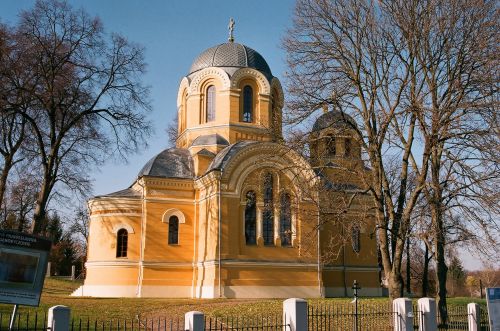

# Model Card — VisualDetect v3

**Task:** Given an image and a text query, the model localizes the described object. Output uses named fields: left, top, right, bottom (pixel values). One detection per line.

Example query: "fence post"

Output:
left=46, top=262, right=51, bottom=277
left=184, top=311, right=204, bottom=331
left=467, top=303, right=480, bottom=331
left=393, top=298, right=413, bottom=331
left=418, top=298, right=437, bottom=331
left=71, top=265, right=76, bottom=281
left=47, top=305, right=70, bottom=331
left=283, top=298, right=307, bottom=331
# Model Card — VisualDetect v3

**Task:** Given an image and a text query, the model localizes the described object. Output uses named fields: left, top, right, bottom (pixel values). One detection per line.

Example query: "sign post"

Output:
left=486, top=288, right=500, bottom=331
left=0, top=230, right=51, bottom=329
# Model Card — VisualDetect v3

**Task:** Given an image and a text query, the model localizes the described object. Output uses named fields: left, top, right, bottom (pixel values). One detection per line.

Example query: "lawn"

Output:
left=0, top=278, right=487, bottom=322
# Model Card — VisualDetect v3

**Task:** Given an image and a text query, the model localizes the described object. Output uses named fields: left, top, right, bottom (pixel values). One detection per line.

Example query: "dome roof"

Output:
left=138, top=148, right=194, bottom=179
left=312, top=110, right=357, bottom=132
left=189, top=42, right=272, bottom=78
left=191, top=134, right=229, bottom=147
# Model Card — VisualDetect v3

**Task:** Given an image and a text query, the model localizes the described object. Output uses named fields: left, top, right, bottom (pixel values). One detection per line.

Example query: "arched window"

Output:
left=206, top=85, right=216, bottom=122
left=263, top=173, right=274, bottom=246
left=242, top=85, right=253, bottom=122
left=168, top=216, right=179, bottom=245
left=345, top=138, right=351, bottom=157
left=280, top=193, right=292, bottom=246
left=352, top=225, right=361, bottom=253
left=245, top=191, right=257, bottom=245
left=116, top=229, right=128, bottom=258
left=326, top=135, right=336, bottom=156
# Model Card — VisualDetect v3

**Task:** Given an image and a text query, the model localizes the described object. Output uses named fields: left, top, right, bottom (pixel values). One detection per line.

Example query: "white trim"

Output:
left=71, top=285, right=137, bottom=297
left=162, top=209, right=186, bottom=224
left=324, top=286, right=383, bottom=297
left=86, top=260, right=139, bottom=267
left=112, top=223, right=135, bottom=234
left=323, top=265, right=380, bottom=271
left=90, top=213, right=141, bottom=219
left=223, top=286, right=320, bottom=298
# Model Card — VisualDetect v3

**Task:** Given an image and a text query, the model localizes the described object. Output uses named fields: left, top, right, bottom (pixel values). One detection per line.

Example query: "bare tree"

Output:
left=284, top=0, right=431, bottom=298
left=384, top=0, right=499, bottom=322
left=7, top=0, right=152, bottom=234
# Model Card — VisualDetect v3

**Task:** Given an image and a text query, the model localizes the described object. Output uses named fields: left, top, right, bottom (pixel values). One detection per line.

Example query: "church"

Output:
left=72, top=27, right=382, bottom=298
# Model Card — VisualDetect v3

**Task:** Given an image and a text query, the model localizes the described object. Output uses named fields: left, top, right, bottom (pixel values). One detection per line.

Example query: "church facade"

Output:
left=73, top=36, right=382, bottom=298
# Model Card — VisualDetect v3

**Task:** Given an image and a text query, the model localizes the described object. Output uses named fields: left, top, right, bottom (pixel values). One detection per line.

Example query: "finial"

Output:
left=228, top=17, right=235, bottom=42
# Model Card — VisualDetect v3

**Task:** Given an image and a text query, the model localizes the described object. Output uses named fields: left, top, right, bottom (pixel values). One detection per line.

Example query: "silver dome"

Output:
left=189, top=42, right=272, bottom=78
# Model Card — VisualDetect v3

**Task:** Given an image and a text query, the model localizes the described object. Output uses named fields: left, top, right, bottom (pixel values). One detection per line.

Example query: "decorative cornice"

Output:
left=231, top=68, right=271, bottom=94
left=189, top=67, right=231, bottom=93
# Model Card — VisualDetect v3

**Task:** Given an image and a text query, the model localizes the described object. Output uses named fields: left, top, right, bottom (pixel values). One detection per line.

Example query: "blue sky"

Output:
left=0, top=0, right=296, bottom=197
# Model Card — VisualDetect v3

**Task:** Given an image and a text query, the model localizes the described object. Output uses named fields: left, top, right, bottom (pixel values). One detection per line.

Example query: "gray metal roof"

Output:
left=312, top=110, right=358, bottom=132
left=189, top=42, right=272, bottom=79
left=96, top=188, right=141, bottom=199
left=191, top=134, right=229, bottom=147
left=138, top=148, right=194, bottom=179
left=207, top=140, right=259, bottom=172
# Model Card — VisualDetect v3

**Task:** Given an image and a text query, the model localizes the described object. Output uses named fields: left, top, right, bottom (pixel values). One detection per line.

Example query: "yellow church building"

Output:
left=73, top=33, right=382, bottom=298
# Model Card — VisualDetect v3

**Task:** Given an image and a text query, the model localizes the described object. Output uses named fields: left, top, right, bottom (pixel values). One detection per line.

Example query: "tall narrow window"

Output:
left=116, top=229, right=128, bottom=258
left=352, top=225, right=361, bottom=253
left=263, top=173, right=274, bottom=246
left=345, top=138, right=351, bottom=157
left=280, top=193, right=292, bottom=246
left=326, top=135, right=336, bottom=156
left=206, top=85, right=216, bottom=122
left=168, top=216, right=179, bottom=245
left=245, top=191, right=257, bottom=245
left=242, top=85, right=253, bottom=122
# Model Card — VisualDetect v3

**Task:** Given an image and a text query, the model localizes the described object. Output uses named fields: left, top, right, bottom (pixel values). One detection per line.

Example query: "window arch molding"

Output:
left=162, top=209, right=186, bottom=224
left=112, top=223, right=134, bottom=234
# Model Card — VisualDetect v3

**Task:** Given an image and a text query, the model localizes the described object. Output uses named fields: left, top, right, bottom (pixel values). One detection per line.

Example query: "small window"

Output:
left=345, top=138, right=351, bottom=157
left=206, top=85, right=216, bottom=122
left=245, top=191, right=257, bottom=245
left=168, top=216, right=179, bottom=245
left=280, top=193, right=292, bottom=246
left=326, top=136, right=336, bottom=156
left=242, top=85, right=253, bottom=122
left=116, top=229, right=128, bottom=258
left=352, top=225, right=361, bottom=253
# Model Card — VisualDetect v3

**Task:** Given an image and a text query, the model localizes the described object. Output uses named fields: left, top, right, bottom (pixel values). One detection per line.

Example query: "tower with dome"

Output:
left=74, top=27, right=381, bottom=298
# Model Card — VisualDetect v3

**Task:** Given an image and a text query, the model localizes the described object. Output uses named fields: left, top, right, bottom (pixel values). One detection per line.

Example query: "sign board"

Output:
left=487, top=287, right=500, bottom=331
left=0, top=230, right=51, bottom=306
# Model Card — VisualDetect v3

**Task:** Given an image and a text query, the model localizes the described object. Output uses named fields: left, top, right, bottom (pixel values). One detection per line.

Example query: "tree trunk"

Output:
left=422, top=242, right=429, bottom=297
left=31, top=173, right=53, bottom=235
left=406, top=236, right=411, bottom=294
left=435, top=220, right=448, bottom=326
left=0, top=154, right=13, bottom=209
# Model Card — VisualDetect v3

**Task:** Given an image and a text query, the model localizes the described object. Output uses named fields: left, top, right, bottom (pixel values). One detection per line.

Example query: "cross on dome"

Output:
left=228, top=17, right=235, bottom=42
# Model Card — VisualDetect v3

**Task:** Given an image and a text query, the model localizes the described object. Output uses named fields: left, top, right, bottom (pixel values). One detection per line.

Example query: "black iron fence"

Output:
left=0, top=303, right=491, bottom=331
left=204, top=314, right=288, bottom=330
left=308, top=301, right=396, bottom=330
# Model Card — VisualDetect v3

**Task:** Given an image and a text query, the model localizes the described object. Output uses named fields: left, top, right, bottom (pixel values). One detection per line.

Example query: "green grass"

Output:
left=0, top=278, right=488, bottom=321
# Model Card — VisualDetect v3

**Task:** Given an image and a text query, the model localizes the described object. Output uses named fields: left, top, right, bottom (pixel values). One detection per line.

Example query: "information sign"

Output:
left=0, top=230, right=51, bottom=306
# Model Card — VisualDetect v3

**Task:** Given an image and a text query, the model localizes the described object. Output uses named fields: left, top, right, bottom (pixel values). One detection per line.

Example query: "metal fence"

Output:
left=0, top=303, right=491, bottom=331
left=308, top=302, right=396, bottom=330
left=204, top=314, right=288, bottom=330
left=0, top=312, right=185, bottom=331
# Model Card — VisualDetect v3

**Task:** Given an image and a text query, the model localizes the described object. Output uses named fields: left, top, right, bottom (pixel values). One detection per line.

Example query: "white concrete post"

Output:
left=47, top=305, right=70, bottom=331
left=467, top=303, right=480, bottom=331
left=184, top=311, right=204, bottom=331
left=283, top=298, right=307, bottom=331
left=418, top=298, right=437, bottom=331
left=393, top=298, right=414, bottom=331
left=46, top=262, right=51, bottom=277
left=71, top=265, right=75, bottom=281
